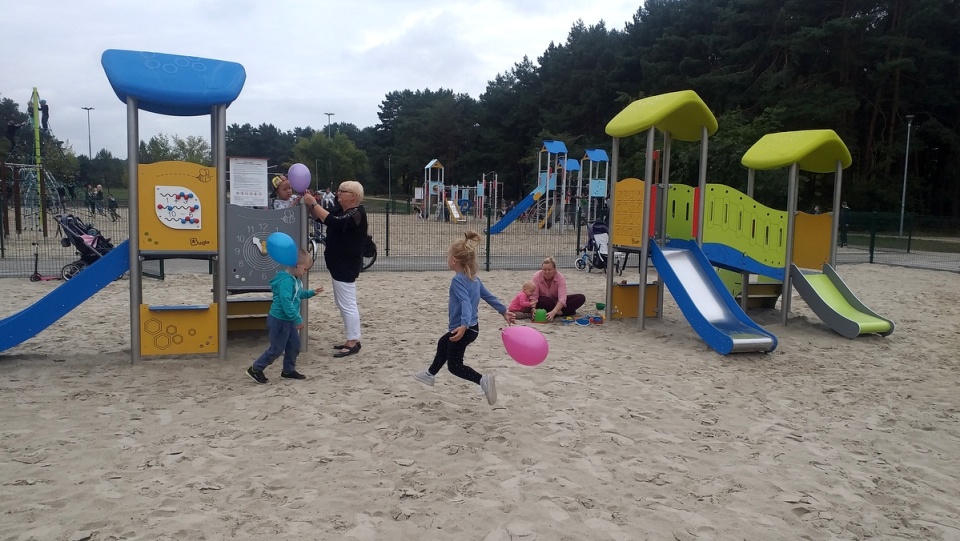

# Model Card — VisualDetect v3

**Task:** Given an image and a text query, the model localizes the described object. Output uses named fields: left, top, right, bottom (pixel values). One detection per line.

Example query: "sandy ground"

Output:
left=1, top=262, right=958, bottom=540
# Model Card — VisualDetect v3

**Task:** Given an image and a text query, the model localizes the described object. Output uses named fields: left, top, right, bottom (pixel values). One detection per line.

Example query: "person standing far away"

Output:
left=302, top=181, right=368, bottom=358
left=412, top=230, right=516, bottom=405
left=839, top=201, right=851, bottom=247
left=40, top=99, right=50, bottom=133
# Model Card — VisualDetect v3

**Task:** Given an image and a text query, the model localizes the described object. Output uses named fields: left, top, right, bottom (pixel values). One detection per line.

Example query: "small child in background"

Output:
left=413, top=230, right=515, bottom=405
left=246, top=249, right=320, bottom=384
left=509, top=280, right=537, bottom=319
left=272, top=175, right=299, bottom=209
left=107, top=194, right=120, bottom=222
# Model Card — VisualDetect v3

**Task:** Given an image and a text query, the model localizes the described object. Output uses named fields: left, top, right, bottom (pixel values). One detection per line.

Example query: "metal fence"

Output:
left=2, top=200, right=958, bottom=278
left=835, top=211, right=960, bottom=273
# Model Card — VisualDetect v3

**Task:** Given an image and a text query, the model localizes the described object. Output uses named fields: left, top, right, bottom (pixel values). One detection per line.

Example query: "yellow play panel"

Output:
left=610, top=282, right=659, bottom=319
left=139, top=304, right=219, bottom=356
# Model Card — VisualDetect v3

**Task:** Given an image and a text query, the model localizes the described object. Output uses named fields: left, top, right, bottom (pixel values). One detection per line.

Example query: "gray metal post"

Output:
left=781, top=163, right=799, bottom=326
left=604, top=138, right=619, bottom=322
left=741, top=168, right=756, bottom=312
left=830, top=160, right=843, bottom=266
left=656, top=133, right=672, bottom=320
left=637, top=128, right=656, bottom=330
left=214, top=105, right=228, bottom=360
left=127, top=99, right=141, bottom=363
left=899, top=115, right=914, bottom=236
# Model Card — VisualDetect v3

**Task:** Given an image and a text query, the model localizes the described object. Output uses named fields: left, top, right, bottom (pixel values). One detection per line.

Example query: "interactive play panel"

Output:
left=611, top=178, right=648, bottom=248
left=138, top=161, right=218, bottom=253
left=225, top=204, right=306, bottom=292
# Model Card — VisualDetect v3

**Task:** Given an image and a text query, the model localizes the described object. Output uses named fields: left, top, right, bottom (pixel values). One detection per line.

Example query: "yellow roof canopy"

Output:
left=604, top=90, right=718, bottom=141
left=741, top=130, right=852, bottom=173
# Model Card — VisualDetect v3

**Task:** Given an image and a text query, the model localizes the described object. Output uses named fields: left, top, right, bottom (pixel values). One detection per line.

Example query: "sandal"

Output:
left=333, top=342, right=361, bottom=358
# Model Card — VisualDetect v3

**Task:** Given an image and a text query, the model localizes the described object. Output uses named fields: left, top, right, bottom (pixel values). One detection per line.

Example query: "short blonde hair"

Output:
left=541, top=256, right=557, bottom=269
left=296, top=248, right=311, bottom=267
left=522, top=280, right=536, bottom=292
left=339, top=180, right=365, bottom=204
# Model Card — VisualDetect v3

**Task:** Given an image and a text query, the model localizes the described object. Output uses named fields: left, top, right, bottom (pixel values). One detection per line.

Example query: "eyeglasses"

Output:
left=336, top=189, right=353, bottom=194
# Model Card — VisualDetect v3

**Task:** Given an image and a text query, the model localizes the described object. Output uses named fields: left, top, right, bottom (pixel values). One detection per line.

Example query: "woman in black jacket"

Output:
left=303, top=180, right=368, bottom=357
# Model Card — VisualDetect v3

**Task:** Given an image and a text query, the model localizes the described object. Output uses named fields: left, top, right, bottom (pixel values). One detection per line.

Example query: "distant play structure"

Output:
left=488, top=140, right=572, bottom=234
left=602, top=90, right=893, bottom=354
left=412, top=159, right=481, bottom=223
left=576, top=148, right=610, bottom=224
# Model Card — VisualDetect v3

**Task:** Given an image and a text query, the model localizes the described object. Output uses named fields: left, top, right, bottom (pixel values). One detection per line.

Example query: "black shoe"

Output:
left=246, top=367, right=268, bottom=384
left=333, top=342, right=361, bottom=358
left=332, top=342, right=362, bottom=350
left=281, top=370, right=306, bottom=380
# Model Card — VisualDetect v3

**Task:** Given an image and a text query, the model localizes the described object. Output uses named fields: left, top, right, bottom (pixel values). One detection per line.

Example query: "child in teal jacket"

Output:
left=246, top=249, right=320, bottom=383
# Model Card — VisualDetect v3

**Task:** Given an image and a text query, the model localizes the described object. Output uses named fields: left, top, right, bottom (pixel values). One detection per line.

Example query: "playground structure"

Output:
left=0, top=49, right=317, bottom=360
left=413, top=159, right=481, bottom=223
left=576, top=148, right=610, bottom=224
left=480, top=171, right=501, bottom=219
left=602, top=90, right=893, bottom=354
left=1, top=87, right=65, bottom=239
left=1, top=164, right=72, bottom=234
left=487, top=140, right=571, bottom=235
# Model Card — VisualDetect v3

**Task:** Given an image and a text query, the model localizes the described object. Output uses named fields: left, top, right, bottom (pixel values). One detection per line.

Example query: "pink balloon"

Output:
left=287, top=163, right=311, bottom=193
left=501, top=326, right=549, bottom=366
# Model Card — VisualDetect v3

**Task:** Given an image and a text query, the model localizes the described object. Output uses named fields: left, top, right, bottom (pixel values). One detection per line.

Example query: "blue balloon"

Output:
left=266, top=232, right=298, bottom=267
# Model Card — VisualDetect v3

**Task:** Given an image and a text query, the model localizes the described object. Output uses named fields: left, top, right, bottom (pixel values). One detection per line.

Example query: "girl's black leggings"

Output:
left=427, top=324, right=480, bottom=384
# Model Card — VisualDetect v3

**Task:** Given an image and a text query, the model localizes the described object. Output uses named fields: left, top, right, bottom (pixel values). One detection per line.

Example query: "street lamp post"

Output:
left=899, top=114, right=915, bottom=236
left=386, top=155, right=392, bottom=256
left=81, top=106, right=94, bottom=158
left=324, top=112, right=335, bottom=138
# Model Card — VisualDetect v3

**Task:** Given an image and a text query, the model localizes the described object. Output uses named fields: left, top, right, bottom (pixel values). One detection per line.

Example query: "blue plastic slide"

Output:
left=0, top=241, right=131, bottom=352
left=487, top=186, right=545, bottom=235
left=649, top=239, right=777, bottom=355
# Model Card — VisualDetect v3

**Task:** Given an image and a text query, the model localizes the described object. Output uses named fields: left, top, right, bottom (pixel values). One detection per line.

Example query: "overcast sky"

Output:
left=2, top=1, right=640, bottom=159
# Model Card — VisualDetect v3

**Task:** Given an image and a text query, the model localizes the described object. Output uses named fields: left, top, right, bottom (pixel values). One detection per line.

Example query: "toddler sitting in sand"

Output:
left=508, top=280, right=536, bottom=319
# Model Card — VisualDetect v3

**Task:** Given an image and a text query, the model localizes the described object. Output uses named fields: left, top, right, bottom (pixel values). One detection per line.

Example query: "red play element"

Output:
left=692, top=187, right=700, bottom=236
left=648, top=187, right=658, bottom=238
left=157, top=204, right=164, bottom=209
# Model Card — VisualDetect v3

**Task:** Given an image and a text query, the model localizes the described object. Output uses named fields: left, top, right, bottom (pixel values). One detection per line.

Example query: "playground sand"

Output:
left=1, top=264, right=958, bottom=540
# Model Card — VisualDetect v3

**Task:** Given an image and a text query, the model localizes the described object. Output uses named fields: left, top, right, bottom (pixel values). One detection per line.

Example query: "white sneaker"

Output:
left=413, top=370, right=435, bottom=387
left=479, top=374, right=497, bottom=405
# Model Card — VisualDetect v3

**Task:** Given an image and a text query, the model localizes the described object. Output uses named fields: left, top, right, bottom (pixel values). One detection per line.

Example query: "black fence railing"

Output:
left=2, top=200, right=958, bottom=278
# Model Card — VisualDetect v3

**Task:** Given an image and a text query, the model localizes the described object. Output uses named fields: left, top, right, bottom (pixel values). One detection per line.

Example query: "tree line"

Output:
left=3, top=0, right=957, bottom=216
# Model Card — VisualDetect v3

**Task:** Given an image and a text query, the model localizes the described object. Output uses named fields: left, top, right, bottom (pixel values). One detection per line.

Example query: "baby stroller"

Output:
left=576, top=221, right=623, bottom=275
left=55, top=214, right=114, bottom=280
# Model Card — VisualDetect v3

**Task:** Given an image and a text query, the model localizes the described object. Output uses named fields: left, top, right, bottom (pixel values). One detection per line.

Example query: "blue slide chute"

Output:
left=650, top=239, right=777, bottom=355
left=0, top=241, right=131, bottom=352
left=487, top=186, right=544, bottom=235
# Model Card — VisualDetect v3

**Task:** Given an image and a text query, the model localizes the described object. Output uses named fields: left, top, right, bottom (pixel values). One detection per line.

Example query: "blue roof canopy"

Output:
left=560, top=158, right=581, bottom=171
left=584, top=149, right=609, bottom=162
left=542, top=140, right=568, bottom=154
left=101, top=49, right=245, bottom=117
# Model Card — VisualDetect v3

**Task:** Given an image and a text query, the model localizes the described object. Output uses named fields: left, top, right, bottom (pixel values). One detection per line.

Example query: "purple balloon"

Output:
left=288, top=163, right=311, bottom=193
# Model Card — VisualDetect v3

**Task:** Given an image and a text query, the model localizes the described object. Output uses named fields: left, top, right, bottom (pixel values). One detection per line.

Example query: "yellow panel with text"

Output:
left=139, top=161, right=218, bottom=252
left=612, top=178, right=646, bottom=248
left=139, top=304, right=220, bottom=356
